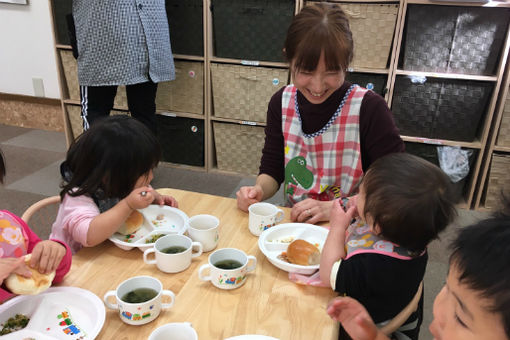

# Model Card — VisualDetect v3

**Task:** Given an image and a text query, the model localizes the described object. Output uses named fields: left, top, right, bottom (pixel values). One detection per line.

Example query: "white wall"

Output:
left=0, top=1, right=60, bottom=99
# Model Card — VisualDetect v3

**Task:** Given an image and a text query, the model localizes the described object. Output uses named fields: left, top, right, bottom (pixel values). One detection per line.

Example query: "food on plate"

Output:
left=156, top=213, right=165, bottom=220
left=117, top=210, right=144, bottom=235
left=145, top=233, right=166, bottom=244
left=285, top=239, right=321, bottom=266
left=5, top=254, right=56, bottom=295
left=0, top=313, right=30, bottom=335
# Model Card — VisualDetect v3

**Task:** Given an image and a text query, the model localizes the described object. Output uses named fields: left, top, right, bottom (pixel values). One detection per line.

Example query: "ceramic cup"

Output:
left=198, top=248, right=257, bottom=290
left=248, top=202, right=284, bottom=236
left=188, top=214, right=220, bottom=252
left=144, top=234, right=203, bottom=273
left=148, top=322, right=198, bottom=340
left=103, top=276, right=175, bottom=325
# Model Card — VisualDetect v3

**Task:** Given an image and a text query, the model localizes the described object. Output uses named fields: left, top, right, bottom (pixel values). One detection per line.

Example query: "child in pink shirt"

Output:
left=0, top=150, right=71, bottom=302
left=50, top=115, right=178, bottom=254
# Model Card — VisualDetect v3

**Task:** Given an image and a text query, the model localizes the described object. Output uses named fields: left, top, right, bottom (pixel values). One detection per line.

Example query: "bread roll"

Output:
left=117, top=210, right=144, bottom=235
left=286, top=239, right=321, bottom=266
left=5, top=254, right=56, bottom=295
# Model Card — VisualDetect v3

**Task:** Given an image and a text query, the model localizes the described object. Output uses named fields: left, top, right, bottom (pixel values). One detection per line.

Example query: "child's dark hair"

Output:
left=362, top=153, right=456, bottom=252
left=0, top=148, right=5, bottom=184
left=449, top=214, right=510, bottom=339
left=60, top=115, right=161, bottom=200
left=284, top=2, right=353, bottom=73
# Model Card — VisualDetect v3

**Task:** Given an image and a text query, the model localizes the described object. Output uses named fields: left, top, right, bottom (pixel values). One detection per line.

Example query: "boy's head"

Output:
left=284, top=2, right=353, bottom=74
left=359, top=152, right=456, bottom=252
left=429, top=215, right=510, bottom=340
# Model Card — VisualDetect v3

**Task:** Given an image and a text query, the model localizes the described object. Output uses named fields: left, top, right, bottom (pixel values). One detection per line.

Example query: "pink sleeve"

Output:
left=0, top=287, right=14, bottom=303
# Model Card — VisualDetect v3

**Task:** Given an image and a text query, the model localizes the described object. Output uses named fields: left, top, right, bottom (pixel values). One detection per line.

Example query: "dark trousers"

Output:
left=79, top=81, right=158, bottom=133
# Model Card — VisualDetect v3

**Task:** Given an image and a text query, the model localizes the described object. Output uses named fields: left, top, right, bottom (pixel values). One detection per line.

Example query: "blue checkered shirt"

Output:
left=73, top=0, right=175, bottom=86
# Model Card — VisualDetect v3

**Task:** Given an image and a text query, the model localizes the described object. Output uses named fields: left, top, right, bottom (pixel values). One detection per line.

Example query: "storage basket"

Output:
left=211, top=63, right=288, bottom=122
left=66, top=105, right=129, bottom=140
left=157, top=115, right=204, bottom=166
left=392, top=76, right=492, bottom=142
left=51, top=0, right=73, bottom=45
left=496, top=85, right=510, bottom=147
left=345, top=72, right=387, bottom=96
left=402, top=5, right=510, bottom=76
left=213, top=122, right=265, bottom=175
left=59, top=50, right=128, bottom=109
left=404, top=142, right=477, bottom=203
left=166, top=0, right=203, bottom=56
left=156, top=61, right=204, bottom=114
left=307, top=2, right=398, bottom=69
left=212, top=0, right=295, bottom=62
left=485, top=154, right=510, bottom=209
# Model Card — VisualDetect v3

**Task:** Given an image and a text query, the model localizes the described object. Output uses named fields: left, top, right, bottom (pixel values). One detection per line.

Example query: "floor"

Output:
left=0, top=123, right=491, bottom=340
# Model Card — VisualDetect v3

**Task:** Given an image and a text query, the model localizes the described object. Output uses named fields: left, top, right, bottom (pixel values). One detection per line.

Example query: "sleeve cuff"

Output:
left=330, top=260, right=342, bottom=290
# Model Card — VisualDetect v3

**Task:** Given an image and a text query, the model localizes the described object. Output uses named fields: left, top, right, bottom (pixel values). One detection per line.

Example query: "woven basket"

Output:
left=51, top=0, right=72, bottom=45
left=211, top=63, right=288, bottom=122
left=59, top=50, right=128, bottom=109
left=213, top=122, right=265, bottom=175
left=66, top=104, right=129, bottom=140
left=496, top=85, right=510, bottom=147
left=212, top=0, right=295, bottom=62
left=307, top=2, right=398, bottom=69
left=392, top=76, right=492, bottom=142
left=402, top=5, right=510, bottom=75
left=156, top=61, right=204, bottom=114
left=485, top=154, right=510, bottom=209
left=345, top=72, right=387, bottom=96
left=157, top=114, right=204, bottom=166
left=166, top=0, right=204, bottom=56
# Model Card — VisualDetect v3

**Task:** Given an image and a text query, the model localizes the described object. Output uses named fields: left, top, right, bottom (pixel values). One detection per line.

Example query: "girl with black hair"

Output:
left=50, top=115, right=178, bottom=254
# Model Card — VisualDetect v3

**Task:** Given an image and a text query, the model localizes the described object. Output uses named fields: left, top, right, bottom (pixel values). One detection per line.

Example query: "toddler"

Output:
left=320, top=153, right=457, bottom=339
left=50, top=115, right=178, bottom=254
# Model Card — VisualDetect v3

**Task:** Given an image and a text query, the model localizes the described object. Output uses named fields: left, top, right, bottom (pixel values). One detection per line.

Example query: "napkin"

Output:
left=288, top=270, right=329, bottom=287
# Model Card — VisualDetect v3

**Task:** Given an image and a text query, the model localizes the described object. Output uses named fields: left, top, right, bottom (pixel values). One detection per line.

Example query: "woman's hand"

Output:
left=291, top=199, right=333, bottom=224
left=327, top=297, right=384, bottom=340
left=30, top=240, right=66, bottom=274
left=0, top=257, right=31, bottom=285
left=236, top=185, right=263, bottom=212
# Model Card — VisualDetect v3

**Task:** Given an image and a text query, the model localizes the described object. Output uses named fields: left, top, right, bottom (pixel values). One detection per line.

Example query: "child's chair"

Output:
left=21, top=195, right=60, bottom=238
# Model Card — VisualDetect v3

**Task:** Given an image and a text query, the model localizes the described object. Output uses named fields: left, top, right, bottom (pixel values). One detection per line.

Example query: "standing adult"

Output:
left=72, top=0, right=174, bottom=133
left=236, top=3, right=404, bottom=223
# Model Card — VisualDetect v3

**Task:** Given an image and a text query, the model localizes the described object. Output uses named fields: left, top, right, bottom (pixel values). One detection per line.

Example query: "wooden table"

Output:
left=62, top=189, right=338, bottom=339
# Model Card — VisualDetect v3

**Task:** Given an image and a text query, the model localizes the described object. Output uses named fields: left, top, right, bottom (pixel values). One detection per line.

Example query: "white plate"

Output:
left=109, top=205, right=189, bottom=251
left=258, top=223, right=329, bottom=275
left=0, top=286, right=105, bottom=340
left=225, top=336, right=279, bottom=340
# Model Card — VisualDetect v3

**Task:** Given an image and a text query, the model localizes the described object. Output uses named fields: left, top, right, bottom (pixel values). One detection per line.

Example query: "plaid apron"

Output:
left=282, top=84, right=365, bottom=206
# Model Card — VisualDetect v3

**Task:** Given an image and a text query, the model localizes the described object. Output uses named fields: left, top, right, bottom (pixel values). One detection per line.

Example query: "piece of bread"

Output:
left=286, top=239, right=321, bottom=266
left=5, top=254, right=56, bottom=295
left=117, top=210, right=144, bottom=235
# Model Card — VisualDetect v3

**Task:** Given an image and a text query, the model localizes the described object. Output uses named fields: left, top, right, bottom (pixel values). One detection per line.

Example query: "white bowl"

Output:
left=109, top=205, right=189, bottom=251
left=149, top=322, right=198, bottom=340
left=258, top=223, right=329, bottom=275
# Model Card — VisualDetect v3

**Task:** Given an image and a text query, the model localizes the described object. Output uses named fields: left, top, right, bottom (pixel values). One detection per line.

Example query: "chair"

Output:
left=21, top=195, right=61, bottom=239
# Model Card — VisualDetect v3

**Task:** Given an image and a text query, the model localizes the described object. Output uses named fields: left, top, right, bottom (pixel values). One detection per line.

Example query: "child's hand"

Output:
left=125, top=186, right=154, bottom=210
left=151, top=190, right=179, bottom=208
left=327, top=297, right=381, bottom=340
left=0, top=257, right=31, bottom=285
left=345, top=195, right=359, bottom=216
left=30, top=240, right=66, bottom=274
left=330, top=199, right=356, bottom=231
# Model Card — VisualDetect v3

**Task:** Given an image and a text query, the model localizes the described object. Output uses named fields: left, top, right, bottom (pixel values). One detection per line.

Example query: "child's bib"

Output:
left=0, top=210, right=29, bottom=258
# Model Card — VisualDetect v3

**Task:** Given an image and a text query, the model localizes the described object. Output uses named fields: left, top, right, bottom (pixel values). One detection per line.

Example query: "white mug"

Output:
left=148, top=322, right=198, bottom=340
left=144, top=234, right=203, bottom=273
left=188, top=214, right=220, bottom=252
left=198, top=248, right=256, bottom=290
left=103, top=276, right=175, bottom=325
left=248, top=202, right=284, bottom=236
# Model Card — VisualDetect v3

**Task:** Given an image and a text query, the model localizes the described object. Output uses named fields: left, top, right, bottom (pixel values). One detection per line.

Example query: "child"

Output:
left=0, top=149, right=71, bottom=302
left=319, top=153, right=457, bottom=339
left=236, top=2, right=404, bottom=224
left=50, top=115, right=178, bottom=254
left=326, top=213, right=510, bottom=340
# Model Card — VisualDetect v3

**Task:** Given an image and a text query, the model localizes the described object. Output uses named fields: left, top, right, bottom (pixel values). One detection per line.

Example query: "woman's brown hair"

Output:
left=284, top=2, right=353, bottom=73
